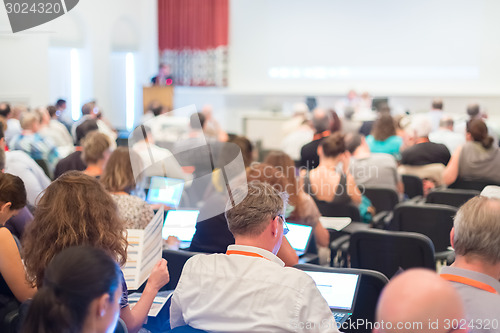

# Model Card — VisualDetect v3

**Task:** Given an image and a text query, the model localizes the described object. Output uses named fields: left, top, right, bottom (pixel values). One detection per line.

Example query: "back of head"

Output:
left=312, top=108, right=331, bottom=134
left=22, top=246, right=121, bottom=333
left=47, top=105, right=57, bottom=118
left=371, top=114, right=396, bottom=141
left=409, top=115, right=432, bottom=139
left=56, top=99, right=66, bottom=108
left=263, top=151, right=298, bottom=206
left=321, top=132, right=346, bottom=158
left=225, top=181, right=288, bottom=237
left=432, top=98, right=443, bottom=110
left=246, top=163, right=290, bottom=194
left=229, top=136, right=253, bottom=168
left=81, top=131, right=111, bottom=164
left=466, top=103, right=480, bottom=118
left=0, top=172, right=27, bottom=210
left=453, top=196, right=500, bottom=265
left=75, top=119, right=99, bottom=145
left=190, top=112, right=206, bottom=130
left=0, top=103, right=11, bottom=118
left=81, top=102, right=95, bottom=116
left=20, top=112, right=40, bottom=130
left=439, top=117, right=454, bottom=130
left=0, top=147, right=5, bottom=171
left=466, top=119, right=493, bottom=149
left=101, top=147, right=143, bottom=193
left=376, top=269, right=465, bottom=333
left=345, top=133, right=363, bottom=154
left=329, top=109, right=342, bottom=133
left=22, top=171, right=127, bottom=288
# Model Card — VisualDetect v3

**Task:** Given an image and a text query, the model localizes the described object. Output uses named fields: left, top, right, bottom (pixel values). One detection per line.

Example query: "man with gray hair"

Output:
left=429, top=116, right=465, bottom=154
left=440, top=189, right=500, bottom=333
left=170, top=181, right=340, bottom=332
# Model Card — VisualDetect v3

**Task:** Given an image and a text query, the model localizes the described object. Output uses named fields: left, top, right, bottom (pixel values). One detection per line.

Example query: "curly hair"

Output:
left=371, top=113, right=397, bottom=141
left=22, top=171, right=127, bottom=288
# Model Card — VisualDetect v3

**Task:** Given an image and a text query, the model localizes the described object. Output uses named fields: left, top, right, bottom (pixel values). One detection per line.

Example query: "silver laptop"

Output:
left=162, top=209, right=200, bottom=249
left=285, top=222, right=313, bottom=256
left=304, top=270, right=360, bottom=325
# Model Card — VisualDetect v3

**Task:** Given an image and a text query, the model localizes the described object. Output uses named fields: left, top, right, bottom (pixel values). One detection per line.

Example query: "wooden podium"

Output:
left=143, top=86, right=174, bottom=113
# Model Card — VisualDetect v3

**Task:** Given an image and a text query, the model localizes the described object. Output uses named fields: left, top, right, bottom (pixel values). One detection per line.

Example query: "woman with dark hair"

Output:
left=22, top=171, right=170, bottom=333
left=22, top=246, right=122, bottom=333
left=0, top=173, right=36, bottom=320
left=366, top=113, right=403, bottom=158
left=264, top=151, right=330, bottom=248
left=101, top=147, right=154, bottom=229
left=443, top=119, right=500, bottom=185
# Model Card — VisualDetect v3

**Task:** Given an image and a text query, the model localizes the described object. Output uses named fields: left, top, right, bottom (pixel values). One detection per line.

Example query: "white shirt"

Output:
left=5, top=118, right=21, bottom=145
left=39, top=120, right=75, bottom=158
left=170, top=245, right=339, bottom=333
left=429, top=128, right=465, bottom=154
left=281, top=127, right=314, bottom=161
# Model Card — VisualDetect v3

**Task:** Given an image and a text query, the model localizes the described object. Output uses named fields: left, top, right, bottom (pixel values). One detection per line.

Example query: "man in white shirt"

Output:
left=170, top=182, right=340, bottom=332
left=429, top=117, right=465, bottom=154
left=427, top=98, right=444, bottom=132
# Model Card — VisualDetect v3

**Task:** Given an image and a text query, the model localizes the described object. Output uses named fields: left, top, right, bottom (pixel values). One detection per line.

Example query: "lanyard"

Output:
left=226, top=250, right=270, bottom=261
left=313, top=130, right=331, bottom=141
left=440, top=274, right=498, bottom=294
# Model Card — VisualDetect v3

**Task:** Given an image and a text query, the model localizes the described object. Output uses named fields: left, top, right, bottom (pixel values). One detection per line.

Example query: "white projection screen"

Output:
left=229, top=0, right=500, bottom=95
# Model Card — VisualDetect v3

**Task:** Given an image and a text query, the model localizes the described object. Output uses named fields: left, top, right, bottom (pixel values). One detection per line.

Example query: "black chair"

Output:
left=426, top=188, right=479, bottom=208
left=162, top=249, right=201, bottom=291
left=449, top=178, right=500, bottom=191
left=349, top=229, right=435, bottom=279
left=389, top=203, right=457, bottom=261
left=401, top=174, right=424, bottom=199
left=362, top=186, right=399, bottom=213
left=294, top=264, right=388, bottom=333
left=314, top=200, right=361, bottom=221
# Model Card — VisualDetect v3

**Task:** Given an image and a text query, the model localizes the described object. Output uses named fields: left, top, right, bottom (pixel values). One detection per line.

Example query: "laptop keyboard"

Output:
left=333, top=312, right=347, bottom=323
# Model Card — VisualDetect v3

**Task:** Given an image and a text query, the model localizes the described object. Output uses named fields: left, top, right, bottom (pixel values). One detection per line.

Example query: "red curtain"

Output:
left=158, top=0, right=229, bottom=86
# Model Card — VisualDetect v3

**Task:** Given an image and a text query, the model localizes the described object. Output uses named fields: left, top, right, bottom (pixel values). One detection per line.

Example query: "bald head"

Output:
left=376, top=269, right=465, bottom=333
left=312, top=108, right=331, bottom=134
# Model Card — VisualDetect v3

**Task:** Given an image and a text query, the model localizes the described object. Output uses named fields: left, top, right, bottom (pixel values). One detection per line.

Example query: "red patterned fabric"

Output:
left=158, top=0, right=229, bottom=86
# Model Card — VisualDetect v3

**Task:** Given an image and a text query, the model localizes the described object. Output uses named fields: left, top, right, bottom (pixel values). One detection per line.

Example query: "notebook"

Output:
left=285, top=222, right=313, bottom=256
left=304, top=270, right=360, bottom=325
left=146, top=176, right=184, bottom=208
left=319, top=216, right=352, bottom=231
left=162, top=209, right=200, bottom=248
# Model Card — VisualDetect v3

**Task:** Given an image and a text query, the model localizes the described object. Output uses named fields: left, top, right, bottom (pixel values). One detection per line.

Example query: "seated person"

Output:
left=440, top=190, right=500, bottom=326
left=400, top=115, right=450, bottom=166
left=0, top=173, right=37, bottom=320
left=37, top=105, right=74, bottom=158
left=429, top=116, right=465, bottom=154
left=81, top=131, right=111, bottom=178
left=365, top=113, right=403, bottom=159
left=101, top=147, right=154, bottom=229
left=22, top=171, right=170, bottom=333
left=22, top=246, right=122, bottom=333
left=443, top=119, right=500, bottom=185
left=376, top=269, right=466, bottom=333
left=299, top=108, right=333, bottom=170
left=346, top=133, right=403, bottom=195
left=170, top=182, right=340, bottom=332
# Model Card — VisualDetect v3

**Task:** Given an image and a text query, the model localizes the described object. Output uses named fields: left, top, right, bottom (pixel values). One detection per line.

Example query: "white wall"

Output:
left=0, top=0, right=158, bottom=129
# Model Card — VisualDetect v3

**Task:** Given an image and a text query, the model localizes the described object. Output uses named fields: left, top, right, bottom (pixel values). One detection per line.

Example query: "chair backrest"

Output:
left=449, top=178, right=500, bottom=191
left=313, top=200, right=361, bottom=222
left=349, top=229, right=435, bottom=279
left=361, top=186, right=399, bottom=213
left=426, top=188, right=479, bottom=208
left=401, top=174, right=424, bottom=198
left=294, top=264, right=388, bottom=333
left=162, top=249, right=201, bottom=291
left=390, top=203, right=457, bottom=253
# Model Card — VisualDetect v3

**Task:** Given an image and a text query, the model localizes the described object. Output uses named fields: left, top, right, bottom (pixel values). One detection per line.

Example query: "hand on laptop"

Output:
left=164, top=236, right=181, bottom=250
left=150, top=203, right=173, bottom=212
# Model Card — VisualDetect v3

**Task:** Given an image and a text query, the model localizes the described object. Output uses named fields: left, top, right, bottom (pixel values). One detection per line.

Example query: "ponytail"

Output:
left=482, top=136, right=494, bottom=149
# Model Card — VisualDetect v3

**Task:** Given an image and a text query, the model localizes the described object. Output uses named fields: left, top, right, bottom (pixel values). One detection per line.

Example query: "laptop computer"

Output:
left=304, top=270, right=361, bottom=325
left=146, top=176, right=184, bottom=208
left=285, top=222, right=313, bottom=256
left=162, top=209, right=200, bottom=249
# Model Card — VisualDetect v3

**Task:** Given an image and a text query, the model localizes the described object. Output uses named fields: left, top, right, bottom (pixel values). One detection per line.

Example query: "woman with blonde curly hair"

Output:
left=22, top=171, right=170, bottom=333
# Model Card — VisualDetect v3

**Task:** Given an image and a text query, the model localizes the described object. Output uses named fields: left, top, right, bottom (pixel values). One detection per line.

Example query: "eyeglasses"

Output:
left=277, top=215, right=289, bottom=235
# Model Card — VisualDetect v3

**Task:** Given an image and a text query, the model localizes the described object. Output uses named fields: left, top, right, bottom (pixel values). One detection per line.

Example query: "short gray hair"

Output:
left=453, top=196, right=500, bottom=264
left=225, top=181, right=288, bottom=237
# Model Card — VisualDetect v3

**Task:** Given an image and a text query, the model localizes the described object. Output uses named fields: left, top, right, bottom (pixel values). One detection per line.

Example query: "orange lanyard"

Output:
left=226, top=250, right=270, bottom=261
left=441, top=274, right=498, bottom=294
left=313, top=130, right=331, bottom=141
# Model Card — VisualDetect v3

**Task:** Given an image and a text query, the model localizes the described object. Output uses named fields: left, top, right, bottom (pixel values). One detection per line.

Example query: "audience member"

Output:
left=101, top=147, right=154, bottom=229
left=427, top=98, right=444, bottom=132
left=329, top=109, right=342, bottom=133
left=201, top=104, right=228, bottom=142
left=376, top=269, right=466, bottom=333
left=455, top=103, right=500, bottom=143
left=170, top=182, right=340, bottom=332
left=22, top=246, right=122, bottom=333
left=346, top=134, right=403, bottom=195
left=0, top=103, right=23, bottom=145
left=281, top=103, right=314, bottom=162
left=0, top=173, right=37, bottom=321
left=302, top=133, right=362, bottom=206
left=54, top=119, right=98, bottom=179
left=38, top=105, right=74, bottom=157
left=81, top=131, right=111, bottom=177
left=366, top=113, right=403, bottom=159
left=22, top=171, right=170, bottom=333
left=55, top=98, right=73, bottom=131
left=342, top=107, right=362, bottom=135
left=429, top=116, right=465, bottom=154
left=264, top=151, right=330, bottom=248
left=400, top=115, right=451, bottom=166
left=443, top=119, right=500, bottom=185
left=299, top=108, right=333, bottom=169
left=71, top=102, right=117, bottom=147
left=440, top=193, right=500, bottom=330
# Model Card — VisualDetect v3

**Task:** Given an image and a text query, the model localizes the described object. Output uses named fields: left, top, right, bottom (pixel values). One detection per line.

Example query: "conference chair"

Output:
left=401, top=174, right=424, bottom=199
left=313, top=200, right=361, bottom=221
left=449, top=178, right=500, bottom=191
left=361, top=186, right=399, bottom=229
left=349, top=229, right=435, bottom=279
left=162, top=249, right=202, bottom=291
left=294, top=263, right=389, bottom=333
left=389, top=203, right=457, bottom=261
left=426, top=188, right=479, bottom=208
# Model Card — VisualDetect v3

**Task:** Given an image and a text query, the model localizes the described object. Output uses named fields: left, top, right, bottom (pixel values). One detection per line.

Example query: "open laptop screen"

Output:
left=285, top=222, right=313, bottom=253
left=162, top=210, right=200, bottom=242
left=146, top=176, right=184, bottom=207
left=304, top=271, right=360, bottom=311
